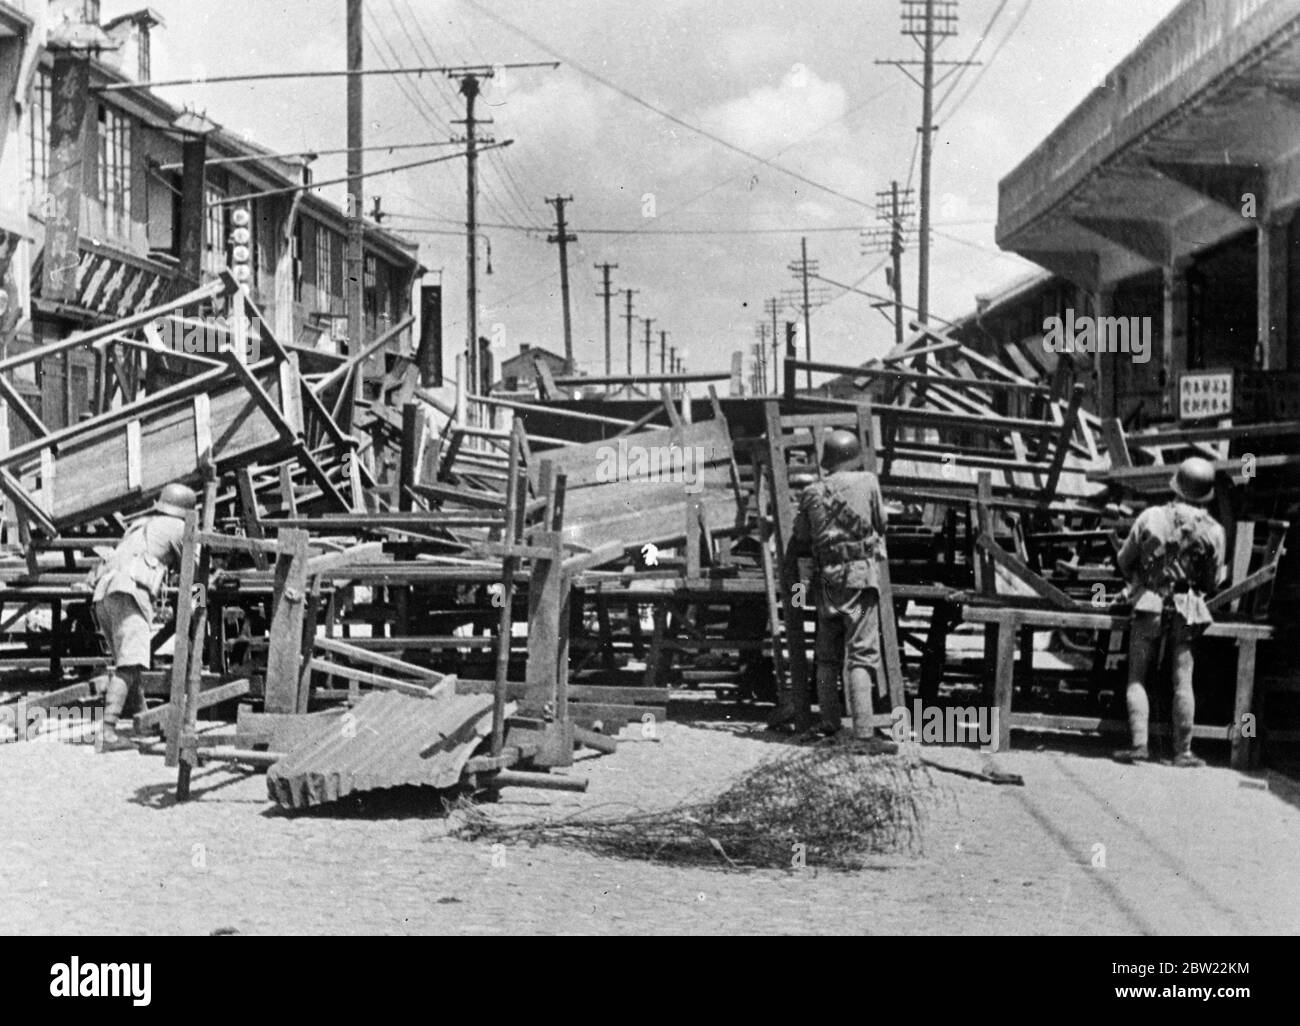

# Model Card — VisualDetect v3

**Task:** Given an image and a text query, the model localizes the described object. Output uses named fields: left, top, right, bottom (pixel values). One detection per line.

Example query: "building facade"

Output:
left=996, top=0, right=1300, bottom=427
left=0, top=1, right=423, bottom=446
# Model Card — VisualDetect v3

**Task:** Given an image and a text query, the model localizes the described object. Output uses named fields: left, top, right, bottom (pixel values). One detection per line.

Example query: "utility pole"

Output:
left=546, top=195, right=576, bottom=371
left=864, top=180, right=915, bottom=349
left=659, top=330, right=668, bottom=375
left=755, top=324, right=769, bottom=394
left=642, top=317, right=656, bottom=377
left=763, top=297, right=782, bottom=393
left=788, top=239, right=828, bottom=390
left=623, top=288, right=639, bottom=378
left=453, top=72, right=493, bottom=403
left=877, top=1, right=976, bottom=324
left=669, top=346, right=677, bottom=395
left=594, top=262, right=618, bottom=377
left=345, top=0, right=364, bottom=360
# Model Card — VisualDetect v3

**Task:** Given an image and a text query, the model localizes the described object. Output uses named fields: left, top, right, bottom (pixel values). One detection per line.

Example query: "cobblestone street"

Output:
left=3, top=723, right=1298, bottom=935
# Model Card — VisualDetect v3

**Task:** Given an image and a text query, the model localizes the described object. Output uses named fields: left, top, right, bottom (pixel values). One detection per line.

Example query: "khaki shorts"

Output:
left=95, top=592, right=153, bottom=670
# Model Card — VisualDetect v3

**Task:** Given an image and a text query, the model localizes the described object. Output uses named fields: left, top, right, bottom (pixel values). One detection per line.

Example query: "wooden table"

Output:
left=963, top=604, right=1273, bottom=768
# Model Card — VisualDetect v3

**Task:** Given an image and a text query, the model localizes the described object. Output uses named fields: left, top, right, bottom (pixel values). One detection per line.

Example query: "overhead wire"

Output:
left=940, top=0, right=1034, bottom=126
left=461, top=0, right=878, bottom=213
left=934, top=0, right=1011, bottom=117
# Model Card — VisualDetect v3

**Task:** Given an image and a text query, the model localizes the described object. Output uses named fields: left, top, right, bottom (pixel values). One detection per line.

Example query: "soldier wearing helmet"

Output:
left=781, top=428, right=889, bottom=741
left=1114, top=457, right=1226, bottom=767
left=87, top=482, right=198, bottom=752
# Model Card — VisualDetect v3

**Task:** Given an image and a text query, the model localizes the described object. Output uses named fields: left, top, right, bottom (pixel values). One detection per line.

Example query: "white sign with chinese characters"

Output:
left=1178, top=370, right=1233, bottom=422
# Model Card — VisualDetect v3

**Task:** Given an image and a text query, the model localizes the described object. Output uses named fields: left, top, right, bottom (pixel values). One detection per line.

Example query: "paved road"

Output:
left=1, top=723, right=1297, bottom=934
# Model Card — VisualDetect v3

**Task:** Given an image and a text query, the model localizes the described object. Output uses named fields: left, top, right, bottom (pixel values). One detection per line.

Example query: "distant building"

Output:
left=0, top=1, right=424, bottom=445
left=497, top=343, right=568, bottom=392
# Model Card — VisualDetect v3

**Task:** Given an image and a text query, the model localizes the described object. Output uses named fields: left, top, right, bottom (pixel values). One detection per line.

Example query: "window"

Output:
left=315, top=225, right=334, bottom=311
left=292, top=220, right=303, bottom=302
left=203, top=187, right=226, bottom=275
left=82, top=1, right=102, bottom=22
left=26, top=69, right=51, bottom=203
left=97, top=105, right=132, bottom=237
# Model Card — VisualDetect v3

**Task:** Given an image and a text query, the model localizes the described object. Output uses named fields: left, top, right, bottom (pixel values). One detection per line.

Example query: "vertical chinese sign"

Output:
left=43, top=55, right=90, bottom=304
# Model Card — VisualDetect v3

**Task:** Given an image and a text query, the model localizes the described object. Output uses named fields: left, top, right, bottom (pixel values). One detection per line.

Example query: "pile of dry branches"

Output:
left=454, top=747, right=934, bottom=871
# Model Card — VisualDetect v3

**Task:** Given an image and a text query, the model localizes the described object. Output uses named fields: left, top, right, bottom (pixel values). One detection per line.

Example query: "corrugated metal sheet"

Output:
left=266, top=691, right=497, bottom=809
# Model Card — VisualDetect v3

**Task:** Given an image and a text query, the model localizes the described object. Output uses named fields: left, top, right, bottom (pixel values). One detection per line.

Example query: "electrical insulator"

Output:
left=228, top=206, right=253, bottom=288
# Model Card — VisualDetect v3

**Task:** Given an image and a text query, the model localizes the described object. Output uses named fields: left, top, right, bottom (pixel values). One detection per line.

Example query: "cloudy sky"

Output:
left=103, top=0, right=1180, bottom=378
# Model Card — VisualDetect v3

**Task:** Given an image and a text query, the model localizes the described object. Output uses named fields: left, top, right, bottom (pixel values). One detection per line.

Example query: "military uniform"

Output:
left=89, top=514, right=186, bottom=670
left=790, top=469, right=888, bottom=736
left=1116, top=500, right=1226, bottom=762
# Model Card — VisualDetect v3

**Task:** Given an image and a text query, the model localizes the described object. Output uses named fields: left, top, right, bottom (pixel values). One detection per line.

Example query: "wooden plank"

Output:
left=1229, top=521, right=1256, bottom=614
left=164, top=511, right=199, bottom=769
left=1230, top=638, right=1258, bottom=770
left=989, top=617, right=1017, bottom=753
left=1205, top=564, right=1279, bottom=613
left=306, top=658, right=437, bottom=697
left=764, top=401, right=810, bottom=719
left=263, top=529, right=310, bottom=714
left=193, top=393, right=212, bottom=466
left=977, top=534, right=1077, bottom=609
left=135, top=679, right=251, bottom=733
left=234, top=467, right=270, bottom=572
left=313, top=635, right=447, bottom=682
left=566, top=702, right=667, bottom=726
left=1041, top=384, right=1084, bottom=504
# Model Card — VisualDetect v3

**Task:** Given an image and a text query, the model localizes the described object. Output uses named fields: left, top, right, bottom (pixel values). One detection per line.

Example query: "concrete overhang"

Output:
left=0, top=2, right=32, bottom=39
left=998, top=0, right=1300, bottom=286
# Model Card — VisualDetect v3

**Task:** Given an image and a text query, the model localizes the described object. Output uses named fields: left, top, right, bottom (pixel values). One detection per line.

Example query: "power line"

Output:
left=935, top=0, right=1010, bottom=116
left=462, top=0, right=877, bottom=212
left=205, top=144, right=508, bottom=206
left=156, top=139, right=463, bottom=171
left=940, top=0, right=1034, bottom=126
left=394, top=0, right=547, bottom=232
left=386, top=213, right=878, bottom=236
left=92, top=62, right=556, bottom=91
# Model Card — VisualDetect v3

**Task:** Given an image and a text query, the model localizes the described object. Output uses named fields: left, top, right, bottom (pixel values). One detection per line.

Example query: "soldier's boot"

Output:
left=120, top=667, right=147, bottom=720
left=768, top=676, right=813, bottom=732
left=814, top=664, right=844, bottom=735
left=847, top=668, right=898, bottom=754
left=98, top=671, right=139, bottom=753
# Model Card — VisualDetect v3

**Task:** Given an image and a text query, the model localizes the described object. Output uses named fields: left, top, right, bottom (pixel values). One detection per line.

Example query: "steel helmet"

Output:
left=1170, top=457, right=1215, bottom=505
left=153, top=482, right=198, bottom=519
left=822, top=429, right=861, bottom=471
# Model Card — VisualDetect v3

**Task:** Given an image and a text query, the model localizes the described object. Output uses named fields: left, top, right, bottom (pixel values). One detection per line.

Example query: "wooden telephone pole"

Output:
left=642, top=317, right=656, bottom=376
left=594, top=262, right=618, bottom=377
left=546, top=195, right=576, bottom=372
left=345, top=0, right=364, bottom=359
left=623, top=288, right=639, bottom=377
left=877, top=0, right=977, bottom=324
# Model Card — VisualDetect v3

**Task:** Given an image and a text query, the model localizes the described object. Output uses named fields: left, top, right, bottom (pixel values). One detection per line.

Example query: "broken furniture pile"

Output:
left=1, top=289, right=1296, bottom=801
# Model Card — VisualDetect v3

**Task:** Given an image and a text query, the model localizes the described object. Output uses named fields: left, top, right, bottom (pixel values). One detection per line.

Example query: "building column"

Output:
left=1257, top=215, right=1289, bottom=372
left=273, top=195, right=301, bottom=345
left=1162, top=257, right=1192, bottom=416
